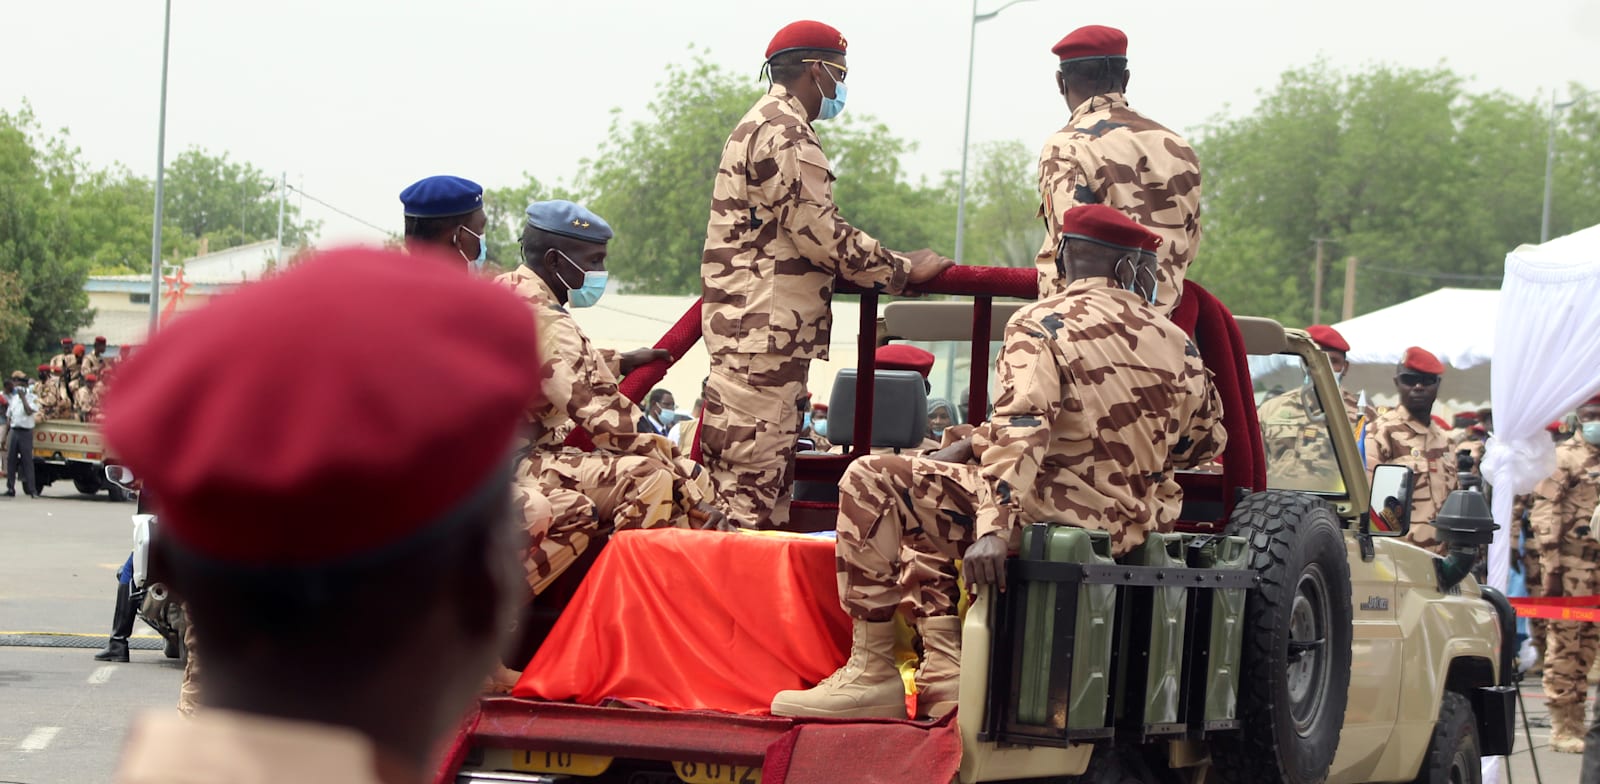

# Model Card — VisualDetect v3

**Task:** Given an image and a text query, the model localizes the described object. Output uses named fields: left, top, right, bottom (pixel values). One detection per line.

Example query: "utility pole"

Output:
left=1312, top=238, right=1326, bottom=324
left=954, top=0, right=1034, bottom=265
left=1540, top=95, right=1575, bottom=243
left=1341, top=256, right=1358, bottom=322
left=275, top=171, right=286, bottom=268
left=146, top=0, right=173, bottom=335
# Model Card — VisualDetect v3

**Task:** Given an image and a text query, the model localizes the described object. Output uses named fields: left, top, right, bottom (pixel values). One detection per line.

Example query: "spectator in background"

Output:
left=927, top=399, right=955, bottom=443
left=1, top=377, right=12, bottom=478
left=5, top=370, right=41, bottom=497
left=639, top=389, right=677, bottom=437
left=669, top=377, right=709, bottom=454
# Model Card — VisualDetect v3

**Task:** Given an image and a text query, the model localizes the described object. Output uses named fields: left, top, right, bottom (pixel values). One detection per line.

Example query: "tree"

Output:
left=162, top=148, right=317, bottom=255
left=1189, top=62, right=1599, bottom=324
left=954, top=140, right=1044, bottom=268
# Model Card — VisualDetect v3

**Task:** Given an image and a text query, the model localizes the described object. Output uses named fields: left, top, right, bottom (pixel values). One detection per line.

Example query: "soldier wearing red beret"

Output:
left=106, top=247, right=539, bottom=784
left=699, top=20, right=953, bottom=529
left=82, top=336, right=110, bottom=380
left=1363, top=346, right=1459, bottom=554
left=1305, top=324, right=1376, bottom=428
left=1033, top=25, right=1202, bottom=317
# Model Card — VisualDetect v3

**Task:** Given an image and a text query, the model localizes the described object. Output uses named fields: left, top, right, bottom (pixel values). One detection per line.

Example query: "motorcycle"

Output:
left=104, top=464, right=187, bottom=660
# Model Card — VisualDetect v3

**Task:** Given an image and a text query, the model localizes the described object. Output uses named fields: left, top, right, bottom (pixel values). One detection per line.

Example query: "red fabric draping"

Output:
left=761, top=712, right=963, bottom=784
left=514, top=528, right=852, bottom=714
left=1169, top=281, right=1266, bottom=516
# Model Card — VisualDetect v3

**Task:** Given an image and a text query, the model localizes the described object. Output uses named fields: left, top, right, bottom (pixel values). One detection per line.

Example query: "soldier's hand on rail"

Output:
left=619, top=348, right=673, bottom=375
left=904, top=249, right=954, bottom=287
left=962, top=532, right=1010, bottom=593
left=926, top=437, right=974, bottom=465
left=690, top=502, right=733, bottom=532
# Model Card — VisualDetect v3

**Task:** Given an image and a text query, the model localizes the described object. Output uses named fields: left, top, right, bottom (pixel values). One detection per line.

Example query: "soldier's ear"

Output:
left=1055, top=70, right=1066, bottom=96
left=1121, top=70, right=1131, bottom=93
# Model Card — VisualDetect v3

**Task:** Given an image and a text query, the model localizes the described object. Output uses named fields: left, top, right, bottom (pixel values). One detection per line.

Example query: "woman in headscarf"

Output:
left=925, top=397, right=955, bottom=450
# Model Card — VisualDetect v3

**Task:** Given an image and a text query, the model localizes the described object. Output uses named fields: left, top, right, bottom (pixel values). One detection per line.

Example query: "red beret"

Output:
left=1052, top=25, right=1128, bottom=63
left=1585, top=393, right=1600, bottom=407
left=84, top=373, right=98, bottom=382
left=37, top=364, right=50, bottom=372
left=72, top=344, right=85, bottom=355
left=94, top=336, right=107, bottom=345
left=60, top=337, right=73, bottom=346
left=1432, top=415, right=1452, bottom=431
left=1547, top=421, right=1564, bottom=433
left=766, top=20, right=847, bottom=60
left=1060, top=204, right=1161, bottom=255
left=102, top=247, right=542, bottom=568
left=813, top=403, right=828, bottom=413
left=876, top=344, right=935, bottom=379
left=1453, top=411, right=1479, bottom=423
left=1305, top=325, right=1349, bottom=353
left=1401, top=346, right=1445, bottom=375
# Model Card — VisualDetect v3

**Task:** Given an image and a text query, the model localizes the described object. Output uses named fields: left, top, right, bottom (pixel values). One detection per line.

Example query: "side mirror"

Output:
left=104, top=464, right=136, bottom=488
left=1367, top=464, right=1413, bottom=537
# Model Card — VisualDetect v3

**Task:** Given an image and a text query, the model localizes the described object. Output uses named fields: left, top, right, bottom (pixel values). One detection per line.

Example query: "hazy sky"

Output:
left=5, top=1, right=1596, bottom=247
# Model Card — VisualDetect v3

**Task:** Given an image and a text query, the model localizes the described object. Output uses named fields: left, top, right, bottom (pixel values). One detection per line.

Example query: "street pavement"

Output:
left=0, top=487, right=1590, bottom=782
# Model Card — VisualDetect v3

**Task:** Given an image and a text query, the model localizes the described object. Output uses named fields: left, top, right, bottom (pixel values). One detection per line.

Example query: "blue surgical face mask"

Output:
left=1583, top=421, right=1600, bottom=446
left=459, top=225, right=487, bottom=272
left=813, top=419, right=828, bottom=438
left=556, top=249, right=608, bottom=308
left=815, top=68, right=847, bottom=121
left=802, top=412, right=813, bottom=432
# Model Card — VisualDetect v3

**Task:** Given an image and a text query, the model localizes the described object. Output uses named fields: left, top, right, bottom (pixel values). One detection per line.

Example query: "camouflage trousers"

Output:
left=701, top=352, right=809, bottom=529
left=1524, top=550, right=1548, bottom=656
left=177, top=604, right=198, bottom=716
left=837, top=454, right=1011, bottom=622
left=1544, top=548, right=1600, bottom=709
left=517, top=449, right=704, bottom=595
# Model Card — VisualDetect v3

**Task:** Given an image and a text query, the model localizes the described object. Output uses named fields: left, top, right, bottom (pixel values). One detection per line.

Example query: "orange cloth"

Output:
left=514, top=528, right=852, bottom=714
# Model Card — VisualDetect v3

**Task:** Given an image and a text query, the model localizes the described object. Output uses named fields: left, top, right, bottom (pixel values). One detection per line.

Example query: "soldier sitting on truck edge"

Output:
left=771, top=205, right=1226, bottom=721
left=105, top=247, right=536, bottom=783
left=496, top=200, right=722, bottom=595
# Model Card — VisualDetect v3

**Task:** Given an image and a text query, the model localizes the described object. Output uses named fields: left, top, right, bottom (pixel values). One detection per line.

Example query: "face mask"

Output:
left=813, top=419, right=828, bottom=438
left=658, top=407, right=678, bottom=423
left=814, top=68, right=847, bottom=121
left=932, top=427, right=946, bottom=439
left=1583, top=422, right=1600, bottom=446
left=458, top=225, right=487, bottom=272
left=555, top=249, right=608, bottom=308
left=802, top=412, right=813, bottom=432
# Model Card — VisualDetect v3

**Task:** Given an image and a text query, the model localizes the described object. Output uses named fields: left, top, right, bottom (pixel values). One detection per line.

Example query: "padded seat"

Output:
left=791, top=368, right=930, bottom=506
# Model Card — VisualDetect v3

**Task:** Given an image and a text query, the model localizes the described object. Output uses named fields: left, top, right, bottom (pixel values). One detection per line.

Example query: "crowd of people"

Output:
left=36, top=16, right=1593, bottom=783
left=2, top=336, right=116, bottom=496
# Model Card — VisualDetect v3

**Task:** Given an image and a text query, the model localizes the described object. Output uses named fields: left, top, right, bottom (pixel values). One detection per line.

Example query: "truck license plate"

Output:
left=672, top=760, right=760, bottom=784
left=506, top=749, right=613, bottom=776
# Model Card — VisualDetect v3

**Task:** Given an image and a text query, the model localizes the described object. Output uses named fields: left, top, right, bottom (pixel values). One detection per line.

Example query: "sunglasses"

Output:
left=802, top=59, right=847, bottom=82
left=1397, top=373, right=1441, bottom=387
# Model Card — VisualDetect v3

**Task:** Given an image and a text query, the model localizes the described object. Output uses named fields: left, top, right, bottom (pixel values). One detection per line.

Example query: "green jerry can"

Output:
left=1116, top=532, right=1189, bottom=735
left=1016, top=525, right=1118, bottom=733
left=1186, top=534, right=1249, bottom=729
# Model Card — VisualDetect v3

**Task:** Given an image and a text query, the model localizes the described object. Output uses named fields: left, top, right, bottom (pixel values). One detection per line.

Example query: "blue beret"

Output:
left=399, top=175, right=484, bottom=218
left=525, top=200, right=614, bottom=244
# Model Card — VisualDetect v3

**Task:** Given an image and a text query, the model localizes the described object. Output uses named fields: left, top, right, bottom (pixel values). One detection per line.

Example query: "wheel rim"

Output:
left=1286, top=565, right=1331, bottom=736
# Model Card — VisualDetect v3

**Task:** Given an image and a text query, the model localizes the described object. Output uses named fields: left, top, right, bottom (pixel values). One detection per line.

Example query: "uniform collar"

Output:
left=1062, top=275, right=1138, bottom=299
left=507, top=264, right=564, bottom=308
left=1070, top=91, right=1128, bottom=124
left=767, top=83, right=811, bottom=125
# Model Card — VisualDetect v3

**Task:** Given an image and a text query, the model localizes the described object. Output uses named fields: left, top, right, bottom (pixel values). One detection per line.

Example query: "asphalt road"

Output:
left=0, top=488, right=1589, bottom=783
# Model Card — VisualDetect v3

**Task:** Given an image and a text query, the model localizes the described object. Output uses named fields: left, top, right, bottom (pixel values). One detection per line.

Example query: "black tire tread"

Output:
left=1211, top=490, right=1354, bottom=784
left=1409, top=691, right=1480, bottom=784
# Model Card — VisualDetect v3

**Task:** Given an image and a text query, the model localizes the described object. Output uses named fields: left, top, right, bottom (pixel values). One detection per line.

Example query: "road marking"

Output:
left=17, top=726, right=61, bottom=752
left=88, top=664, right=117, bottom=684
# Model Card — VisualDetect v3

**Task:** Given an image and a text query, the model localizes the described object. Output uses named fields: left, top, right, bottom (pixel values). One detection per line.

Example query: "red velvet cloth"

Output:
left=514, top=528, right=851, bottom=713
left=1169, top=281, right=1266, bottom=515
left=761, top=712, right=962, bottom=784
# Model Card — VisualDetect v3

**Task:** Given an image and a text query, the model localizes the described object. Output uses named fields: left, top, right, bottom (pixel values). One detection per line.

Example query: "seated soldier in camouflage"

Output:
left=497, top=201, right=723, bottom=595
left=771, top=205, right=1226, bottom=721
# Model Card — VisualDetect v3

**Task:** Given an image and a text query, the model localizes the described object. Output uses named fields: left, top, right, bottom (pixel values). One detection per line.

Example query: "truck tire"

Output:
left=1212, top=491, right=1352, bottom=784
left=74, top=476, right=101, bottom=496
left=1409, top=691, right=1481, bottom=784
left=107, top=483, right=130, bottom=503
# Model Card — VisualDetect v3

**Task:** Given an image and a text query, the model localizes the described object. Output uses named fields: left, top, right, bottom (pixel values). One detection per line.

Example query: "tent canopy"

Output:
left=1329, top=288, right=1498, bottom=406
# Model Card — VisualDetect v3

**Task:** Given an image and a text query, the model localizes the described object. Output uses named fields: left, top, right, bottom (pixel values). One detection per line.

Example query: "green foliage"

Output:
left=483, top=173, right=572, bottom=272
left=955, top=140, right=1044, bottom=267
left=818, top=115, right=954, bottom=258
left=1190, top=62, right=1598, bottom=324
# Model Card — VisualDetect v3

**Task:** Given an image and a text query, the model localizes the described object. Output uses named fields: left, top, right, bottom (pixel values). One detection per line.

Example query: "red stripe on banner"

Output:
left=1509, top=595, right=1600, bottom=622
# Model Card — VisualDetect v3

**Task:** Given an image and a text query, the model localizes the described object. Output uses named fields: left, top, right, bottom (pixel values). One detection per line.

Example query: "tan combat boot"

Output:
left=1549, top=703, right=1587, bottom=753
left=914, top=616, right=962, bottom=719
left=771, top=620, right=905, bottom=719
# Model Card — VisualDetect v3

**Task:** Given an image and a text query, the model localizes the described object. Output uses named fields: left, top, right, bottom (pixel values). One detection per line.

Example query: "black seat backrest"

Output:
left=828, top=369, right=929, bottom=450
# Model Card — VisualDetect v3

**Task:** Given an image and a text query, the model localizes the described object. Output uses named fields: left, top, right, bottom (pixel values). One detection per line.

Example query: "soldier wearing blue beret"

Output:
left=399, top=175, right=489, bottom=272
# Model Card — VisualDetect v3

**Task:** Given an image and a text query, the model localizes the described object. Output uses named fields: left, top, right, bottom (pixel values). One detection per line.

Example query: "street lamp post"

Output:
left=1539, top=95, right=1575, bottom=244
left=147, top=0, right=173, bottom=334
left=954, top=0, right=1033, bottom=266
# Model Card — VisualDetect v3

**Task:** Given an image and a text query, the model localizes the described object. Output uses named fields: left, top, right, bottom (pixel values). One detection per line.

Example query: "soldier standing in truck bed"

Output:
left=1033, top=25, right=1201, bottom=314
left=700, top=19, right=951, bottom=529
left=771, top=205, right=1225, bottom=721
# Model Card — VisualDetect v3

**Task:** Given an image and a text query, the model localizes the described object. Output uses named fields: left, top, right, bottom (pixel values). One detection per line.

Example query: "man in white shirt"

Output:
left=5, top=370, right=41, bottom=497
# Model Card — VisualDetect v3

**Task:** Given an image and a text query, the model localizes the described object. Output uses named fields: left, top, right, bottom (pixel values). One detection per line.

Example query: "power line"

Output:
left=285, top=184, right=396, bottom=238
left=1358, top=263, right=1502, bottom=283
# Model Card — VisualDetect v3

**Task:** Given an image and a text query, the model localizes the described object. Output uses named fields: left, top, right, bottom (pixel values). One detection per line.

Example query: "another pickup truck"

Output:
left=31, top=418, right=127, bottom=500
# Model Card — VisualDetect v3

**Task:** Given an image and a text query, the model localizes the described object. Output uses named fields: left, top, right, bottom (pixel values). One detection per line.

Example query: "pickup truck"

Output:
left=444, top=268, right=1516, bottom=784
left=31, top=418, right=127, bottom=500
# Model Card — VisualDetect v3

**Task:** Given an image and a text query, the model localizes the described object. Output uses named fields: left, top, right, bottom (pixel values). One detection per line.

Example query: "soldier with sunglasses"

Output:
left=1363, top=347, right=1459, bottom=554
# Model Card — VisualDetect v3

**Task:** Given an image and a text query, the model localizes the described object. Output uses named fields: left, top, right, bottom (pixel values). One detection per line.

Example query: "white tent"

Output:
left=1331, top=288, right=1498, bottom=406
left=1480, top=222, right=1600, bottom=784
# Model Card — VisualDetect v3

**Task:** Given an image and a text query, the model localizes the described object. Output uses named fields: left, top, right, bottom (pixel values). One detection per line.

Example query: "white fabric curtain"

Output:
left=1480, top=223, right=1600, bottom=784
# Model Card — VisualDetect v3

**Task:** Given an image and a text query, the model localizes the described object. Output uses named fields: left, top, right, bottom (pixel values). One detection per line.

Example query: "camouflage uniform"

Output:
left=81, top=350, right=107, bottom=380
left=1363, top=407, right=1460, bottom=553
left=701, top=83, right=911, bottom=528
left=494, top=266, right=709, bottom=590
left=1529, top=437, right=1600, bottom=723
left=74, top=383, right=103, bottom=422
left=40, top=375, right=71, bottom=420
left=836, top=279, right=1227, bottom=621
left=177, top=604, right=198, bottom=716
left=1257, top=386, right=1346, bottom=493
left=1034, top=93, right=1201, bottom=313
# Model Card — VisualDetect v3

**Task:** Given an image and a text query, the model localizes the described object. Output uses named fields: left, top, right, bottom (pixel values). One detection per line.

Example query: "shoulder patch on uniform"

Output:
left=1073, top=184, right=1101, bottom=204
left=1184, top=340, right=1201, bottom=358
left=1040, top=313, right=1066, bottom=339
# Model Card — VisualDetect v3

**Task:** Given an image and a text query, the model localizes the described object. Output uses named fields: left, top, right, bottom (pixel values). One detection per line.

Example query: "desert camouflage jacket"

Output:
left=972, top=277, right=1227, bottom=555
left=1363, top=407, right=1460, bottom=547
left=1531, top=437, right=1600, bottom=566
left=702, top=83, right=910, bottom=361
left=494, top=266, right=702, bottom=502
left=1034, top=93, right=1202, bottom=314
